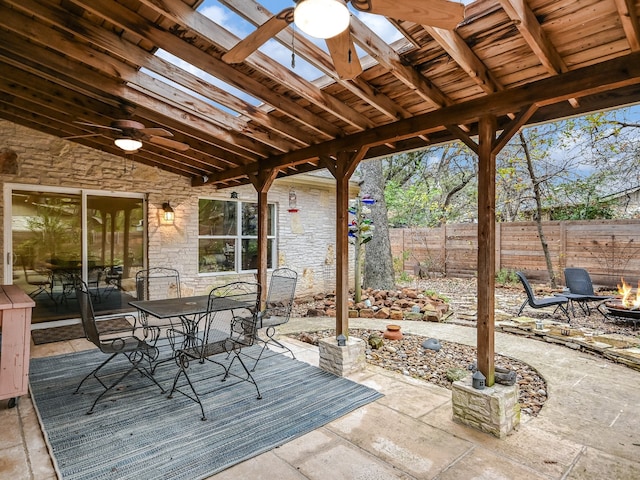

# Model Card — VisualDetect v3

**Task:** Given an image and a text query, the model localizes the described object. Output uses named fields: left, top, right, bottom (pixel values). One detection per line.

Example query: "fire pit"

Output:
left=598, top=278, right=640, bottom=328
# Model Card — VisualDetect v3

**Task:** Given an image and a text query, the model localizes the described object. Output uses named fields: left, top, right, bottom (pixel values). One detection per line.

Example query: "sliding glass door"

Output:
left=8, top=187, right=145, bottom=323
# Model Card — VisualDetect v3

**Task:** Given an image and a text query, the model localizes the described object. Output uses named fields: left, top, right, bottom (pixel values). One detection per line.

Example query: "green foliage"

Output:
left=393, top=250, right=410, bottom=274
left=397, top=270, right=411, bottom=283
left=424, top=289, right=449, bottom=303
left=544, top=177, right=615, bottom=220
left=382, top=105, right=640, bottom=227
left=495, top=269, right=519, bottom=286
left=383, top=143, right=477, bottom=227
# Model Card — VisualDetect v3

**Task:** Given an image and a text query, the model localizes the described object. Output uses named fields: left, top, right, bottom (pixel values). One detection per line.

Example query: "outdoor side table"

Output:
left=0, top=285, right=35, bottom=408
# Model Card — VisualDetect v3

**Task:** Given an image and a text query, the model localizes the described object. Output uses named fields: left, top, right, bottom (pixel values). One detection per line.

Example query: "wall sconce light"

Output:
left=230, top=191, right=238, bottom=199
left=336, top=334, right=347, bottom=346
left=162, top=202, right=175, bottom=224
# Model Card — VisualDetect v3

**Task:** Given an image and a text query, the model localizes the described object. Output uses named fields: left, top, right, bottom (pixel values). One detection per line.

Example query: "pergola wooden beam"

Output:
left=197, top=49, right=640, bottom=187
left=614, top=0, right=640, bottom=51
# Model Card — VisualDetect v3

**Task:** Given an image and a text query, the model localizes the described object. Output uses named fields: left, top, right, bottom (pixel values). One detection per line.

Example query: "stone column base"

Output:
left=318, top=336, right=366, bottom=376
left=452, top=376, right=520, bottom=438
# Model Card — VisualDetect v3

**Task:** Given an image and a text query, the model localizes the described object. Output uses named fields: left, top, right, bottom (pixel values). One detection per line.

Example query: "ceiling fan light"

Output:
left=294, top=0, right=350, bottom=39
left=114, top=138, right=142, bottom=152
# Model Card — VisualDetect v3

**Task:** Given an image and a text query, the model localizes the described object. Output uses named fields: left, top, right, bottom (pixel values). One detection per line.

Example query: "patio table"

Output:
left=129, top=294, right=256, bottom=369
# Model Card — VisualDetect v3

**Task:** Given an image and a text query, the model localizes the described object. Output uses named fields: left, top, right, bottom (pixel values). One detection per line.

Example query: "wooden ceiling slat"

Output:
left=0, top=0, right=286, bottom=159
left=60, top=1, right=343, bottom=140
left=220, top=0, right=410, bottom=121
left=199, top=49, right=640, bottom=187
left=0, top=0, right=637, bottom=186
left=613, top=0, right=640, bottom=50
left=109, top=0, right=377, bottom=131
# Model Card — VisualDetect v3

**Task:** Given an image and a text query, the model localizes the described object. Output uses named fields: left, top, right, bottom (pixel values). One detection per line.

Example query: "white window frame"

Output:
left=197, top=197, right=277, bottom=275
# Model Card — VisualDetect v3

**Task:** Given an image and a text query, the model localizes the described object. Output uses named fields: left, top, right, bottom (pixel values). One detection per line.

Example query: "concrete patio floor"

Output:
left=3, top=316, right=640, bottom=479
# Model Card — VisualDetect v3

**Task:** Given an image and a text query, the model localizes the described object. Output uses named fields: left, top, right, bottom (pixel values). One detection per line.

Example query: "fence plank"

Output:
left=391, top=219, right=640, bottom=287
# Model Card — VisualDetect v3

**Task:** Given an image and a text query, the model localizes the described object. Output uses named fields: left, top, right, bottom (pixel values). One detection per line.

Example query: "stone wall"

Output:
left=0, top=120, right=353, bottom=299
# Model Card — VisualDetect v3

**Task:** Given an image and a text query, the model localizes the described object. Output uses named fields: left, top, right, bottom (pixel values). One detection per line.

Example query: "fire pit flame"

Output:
left=617, top=278, right=640, bottom=310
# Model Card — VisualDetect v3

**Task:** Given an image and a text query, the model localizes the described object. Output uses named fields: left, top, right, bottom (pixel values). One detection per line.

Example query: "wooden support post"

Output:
left=249, top=168, right=278, bottom=308
left=335, top=157, right=352, bottom=336
left=477, top=115, right=497, bottom=386
left=323, top=151, right=363, bottom=336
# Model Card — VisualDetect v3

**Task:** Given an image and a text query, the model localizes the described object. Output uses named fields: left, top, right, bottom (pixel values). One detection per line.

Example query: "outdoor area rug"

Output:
left=31, top=317, right=133, bottom=345
left=29, top=344, right=383, bottom=480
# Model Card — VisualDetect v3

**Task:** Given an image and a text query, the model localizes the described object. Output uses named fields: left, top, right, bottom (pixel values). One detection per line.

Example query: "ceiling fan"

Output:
left=222, top=0, right=465, bottom=80
left=71, top=119, right=190, bottom=153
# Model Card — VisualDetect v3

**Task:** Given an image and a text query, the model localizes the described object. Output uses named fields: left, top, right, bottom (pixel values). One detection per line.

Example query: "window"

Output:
left=198, top=199, right=275, bottom=273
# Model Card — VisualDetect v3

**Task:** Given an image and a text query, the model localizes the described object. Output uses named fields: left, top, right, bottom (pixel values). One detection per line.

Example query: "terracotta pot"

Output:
left=383, top=324, right=403, bottom=340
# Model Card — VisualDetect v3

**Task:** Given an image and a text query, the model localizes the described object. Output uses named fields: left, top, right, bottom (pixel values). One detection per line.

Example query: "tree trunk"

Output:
left=360, top=159, right=395, bottom=290
left=520, top=132, right=557, bottom=287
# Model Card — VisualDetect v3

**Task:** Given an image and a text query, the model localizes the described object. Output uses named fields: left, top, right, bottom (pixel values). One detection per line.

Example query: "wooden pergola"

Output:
left=1, top=0, right=639, bottom=384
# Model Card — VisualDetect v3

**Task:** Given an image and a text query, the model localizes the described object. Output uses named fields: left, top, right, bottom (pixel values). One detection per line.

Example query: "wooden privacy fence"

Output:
left=390, top=220, right=640, bottom=288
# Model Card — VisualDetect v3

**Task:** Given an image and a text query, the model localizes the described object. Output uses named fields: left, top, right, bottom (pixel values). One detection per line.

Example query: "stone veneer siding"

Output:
left=0, top=120, right=353, bottom=298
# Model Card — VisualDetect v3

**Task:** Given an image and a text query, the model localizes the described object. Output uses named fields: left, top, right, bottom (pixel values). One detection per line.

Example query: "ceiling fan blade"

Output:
left=325, top=30, right=362, bottom=80
left=73, top=120, right=120, bottom=131
left=355, top=0, right=464, bottom=30
left=139, top=127, right=173, bottom=137
left=222, top=8, right=293, bottom=64
left=63, top=133, right=102, bottom=140
left=148, top=135, right=190, bottom=152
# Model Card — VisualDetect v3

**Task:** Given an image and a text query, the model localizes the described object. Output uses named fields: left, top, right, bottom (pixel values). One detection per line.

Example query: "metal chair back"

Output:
left=135, top=267, right=181, bottom=300
left=262, top=267, right=298, bottom=327
left=75, top=277, right=101, bottom=347
left=564, top=268, right=596, bottom=295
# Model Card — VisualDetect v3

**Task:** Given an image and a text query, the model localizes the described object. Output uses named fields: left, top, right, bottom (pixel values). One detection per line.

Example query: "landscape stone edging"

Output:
left=495, top=319, right=640, bottom=372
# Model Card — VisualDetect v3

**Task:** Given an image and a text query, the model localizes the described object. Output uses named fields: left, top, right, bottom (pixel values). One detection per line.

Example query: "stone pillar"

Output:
left=318, top=336, right=366, bottom=376
left=451, top=376, right=520, bottom=438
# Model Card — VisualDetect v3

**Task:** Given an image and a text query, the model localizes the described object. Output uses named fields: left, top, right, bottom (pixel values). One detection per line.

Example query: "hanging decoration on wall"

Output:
left=348, top=194, right=375, bottom=303
left=288, top=187, right=298, bottom=213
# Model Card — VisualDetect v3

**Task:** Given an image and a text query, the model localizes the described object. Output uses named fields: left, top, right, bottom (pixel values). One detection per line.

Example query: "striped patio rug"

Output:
left=29, top=344, right=382, bottom=480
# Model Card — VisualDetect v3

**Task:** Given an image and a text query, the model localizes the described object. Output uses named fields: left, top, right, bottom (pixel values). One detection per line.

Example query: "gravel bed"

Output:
left=293, top=328, right=547, bottom=417
left=289, top=277, right=640, bottom=418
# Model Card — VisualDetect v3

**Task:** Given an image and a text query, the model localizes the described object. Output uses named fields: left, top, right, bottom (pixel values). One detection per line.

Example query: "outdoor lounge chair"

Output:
left=563, top=267, right=613, bottom=316
left=167, top=281, right=262, bottom=420
left=73, top=278, right=164, bottom=414
left=516, top=271, right=571, bottom=322
left=247, top=267, right=298, bottom=371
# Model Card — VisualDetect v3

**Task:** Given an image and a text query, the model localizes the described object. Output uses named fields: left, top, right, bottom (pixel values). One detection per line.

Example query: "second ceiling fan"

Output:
left=222, top=0, right=465, bottom=80
left=73, top=119, right=190, bottom=153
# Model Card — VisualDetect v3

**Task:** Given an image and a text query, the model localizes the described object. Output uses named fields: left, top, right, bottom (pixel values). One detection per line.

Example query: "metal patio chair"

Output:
left=248, top=267, right=298, bottom=371
left=516, top=271, right=571, bottom=322
left=21, top=257, right=55, bottom=303
left=167, top=281, right=262, bottom=420
left=73, top=278, right=164, bottom=414
left=135, top=267, right=181, bottom=325
left=563, top=267, right=613, bottom=316
left=87, top=265, right=104, bottom=302
left=136, top=267, right=182, bottom=301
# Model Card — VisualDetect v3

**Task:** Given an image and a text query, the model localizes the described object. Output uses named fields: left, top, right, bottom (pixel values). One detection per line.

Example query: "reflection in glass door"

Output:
left=11, top=189, right=144, bottom=323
